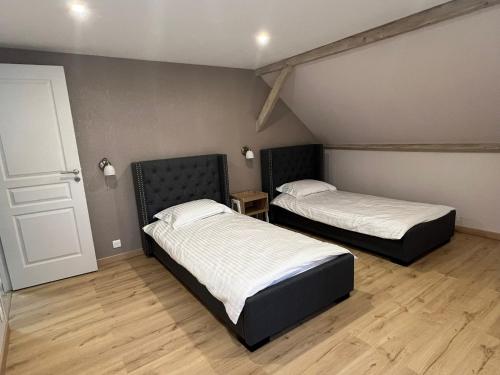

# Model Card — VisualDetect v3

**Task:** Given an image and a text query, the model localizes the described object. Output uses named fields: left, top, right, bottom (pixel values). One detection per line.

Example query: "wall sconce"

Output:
left=241, top=146, right=254, bottom=160
left=98, top=158, right=116, bottom=176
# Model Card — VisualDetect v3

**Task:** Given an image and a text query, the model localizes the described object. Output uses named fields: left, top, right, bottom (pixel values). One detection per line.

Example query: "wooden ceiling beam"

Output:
left=326, top=143, right=500, bottom=153
left=256, top=0, right=500, bottom=76
left=256, top=65, right=293, bottom=132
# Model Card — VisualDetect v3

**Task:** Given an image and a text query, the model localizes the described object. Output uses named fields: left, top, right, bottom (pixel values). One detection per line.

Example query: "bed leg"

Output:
left=239, top=336, right=271, bottom=352
left=336, top=292, right=350, bottom=303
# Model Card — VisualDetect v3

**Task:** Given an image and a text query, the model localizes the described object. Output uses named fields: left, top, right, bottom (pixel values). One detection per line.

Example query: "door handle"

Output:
left=60, top=169, right=80, bottom=175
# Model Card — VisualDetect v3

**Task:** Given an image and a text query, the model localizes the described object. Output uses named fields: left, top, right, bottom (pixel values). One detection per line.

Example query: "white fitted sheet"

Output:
left=272, top=190, right=454, bottom=240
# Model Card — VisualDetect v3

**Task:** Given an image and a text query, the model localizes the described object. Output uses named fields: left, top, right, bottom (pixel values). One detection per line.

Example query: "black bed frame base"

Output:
left=152, top=242, right=354, bottom=350
left=273, top=206, right=456, bottom=266
left=239, top=336, right=270, bottom=352
left=261, top=144, right=456, bottom=265
left=238, top=291, right=350, bottom=352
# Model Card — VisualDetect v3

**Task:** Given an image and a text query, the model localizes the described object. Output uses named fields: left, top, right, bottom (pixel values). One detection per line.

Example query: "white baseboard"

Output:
left=455, top=225, right=500, bottom=241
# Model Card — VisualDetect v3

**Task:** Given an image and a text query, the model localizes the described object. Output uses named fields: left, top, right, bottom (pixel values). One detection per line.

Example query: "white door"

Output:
left=0, top=64, right=97, bottom=290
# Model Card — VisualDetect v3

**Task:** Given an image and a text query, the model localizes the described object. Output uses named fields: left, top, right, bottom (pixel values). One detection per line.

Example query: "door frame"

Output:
left=0, top=239, right=11, bottom=292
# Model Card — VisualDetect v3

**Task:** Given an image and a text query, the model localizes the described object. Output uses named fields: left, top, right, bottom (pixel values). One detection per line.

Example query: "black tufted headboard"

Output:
left=260, top=144, right=324, bottom=202
left=132, top=154, right=230, bottom=256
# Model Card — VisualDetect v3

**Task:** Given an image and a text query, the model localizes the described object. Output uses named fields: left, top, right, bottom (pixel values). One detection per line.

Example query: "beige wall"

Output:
left=326, top=149, right=500, bottom=233
left=0, top=48, right=316, bottom=259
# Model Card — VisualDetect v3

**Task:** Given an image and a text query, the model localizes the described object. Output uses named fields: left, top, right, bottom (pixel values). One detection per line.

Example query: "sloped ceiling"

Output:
left=0, top=0, right=449, bottom=69
left=263, top=7, right=500, bottom=144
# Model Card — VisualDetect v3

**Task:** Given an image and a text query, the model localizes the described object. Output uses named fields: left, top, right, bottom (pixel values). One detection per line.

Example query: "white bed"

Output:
left=272, top=190, right=454, bottom=240
left=144, top=211, right=351, bottom=324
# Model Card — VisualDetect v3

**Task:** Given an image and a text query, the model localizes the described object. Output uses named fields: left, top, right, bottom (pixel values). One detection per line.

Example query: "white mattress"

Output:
left=272, top=191, right=454, bottom=240
left=143, top=212, right=351, bottom=324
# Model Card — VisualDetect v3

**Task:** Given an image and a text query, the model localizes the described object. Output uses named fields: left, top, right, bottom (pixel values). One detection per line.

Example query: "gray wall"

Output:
left=0, top=48, right=316, bottom=259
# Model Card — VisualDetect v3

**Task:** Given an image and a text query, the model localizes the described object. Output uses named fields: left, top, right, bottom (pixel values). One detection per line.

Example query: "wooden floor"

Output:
left=6, top=232, right=500, bottom=374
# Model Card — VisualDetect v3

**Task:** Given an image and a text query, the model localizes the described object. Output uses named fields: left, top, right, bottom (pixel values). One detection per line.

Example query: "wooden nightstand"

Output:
left=230, top=191, right=269, bottom=222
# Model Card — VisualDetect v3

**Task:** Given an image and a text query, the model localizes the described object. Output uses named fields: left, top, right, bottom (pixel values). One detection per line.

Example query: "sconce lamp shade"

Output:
left=103, top=164, right=116, bottom=176
left=241, top=146, right=254, bottom=160
left=99, top=157, right=116, bottom=176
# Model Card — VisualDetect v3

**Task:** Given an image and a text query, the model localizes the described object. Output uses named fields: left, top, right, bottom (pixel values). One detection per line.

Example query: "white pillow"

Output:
left=153, top=199, right=232, bottom=229
left=276, top=179, right=336, bottom=198
left=142, top=220, right=160, bottom=236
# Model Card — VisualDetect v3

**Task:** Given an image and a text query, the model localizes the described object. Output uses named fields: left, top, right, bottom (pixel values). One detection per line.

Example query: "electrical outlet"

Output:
left=112, top=239, right=122, bottom=249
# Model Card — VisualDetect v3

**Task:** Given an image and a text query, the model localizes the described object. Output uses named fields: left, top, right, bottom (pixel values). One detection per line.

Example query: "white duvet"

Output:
left=144, top=212, right=351, bottom=324
left=272, top=191, right=454, bottom=240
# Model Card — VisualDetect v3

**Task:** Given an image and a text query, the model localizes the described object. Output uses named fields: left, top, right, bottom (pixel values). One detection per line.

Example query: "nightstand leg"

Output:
left=265, top=212, right=269, bottom=223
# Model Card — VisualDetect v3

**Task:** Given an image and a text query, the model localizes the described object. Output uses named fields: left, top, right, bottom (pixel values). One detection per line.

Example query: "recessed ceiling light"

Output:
left=68, top=2, right=89, bottom=20
left=256, top=31, right=270, bottom=46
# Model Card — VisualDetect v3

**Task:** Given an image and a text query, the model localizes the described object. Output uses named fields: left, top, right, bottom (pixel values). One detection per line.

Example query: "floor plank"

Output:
left=6, top=232, right=500, bottom=374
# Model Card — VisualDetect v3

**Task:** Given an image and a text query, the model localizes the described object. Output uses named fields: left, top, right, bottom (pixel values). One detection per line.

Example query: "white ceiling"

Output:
left=264, top=7, right=500, bottom=143
left=0, top=0, right=449, bottom=69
